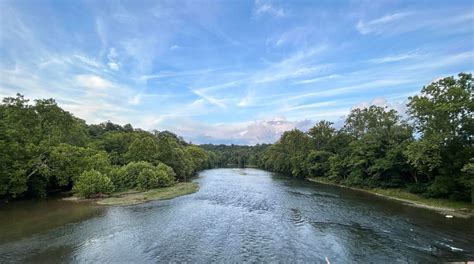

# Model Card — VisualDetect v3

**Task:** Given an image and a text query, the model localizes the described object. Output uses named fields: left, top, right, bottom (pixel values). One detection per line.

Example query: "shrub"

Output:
left=73, top=170, right=115, bottom=198
left=156, top=163, right=176, bottom=182
left=137, top=164, right=175, bottom=191
left=116, top=161, right=156, bottom=189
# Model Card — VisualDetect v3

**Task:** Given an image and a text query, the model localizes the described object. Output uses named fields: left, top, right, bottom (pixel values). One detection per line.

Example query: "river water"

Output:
left=0, top=168, right=473, bottom=263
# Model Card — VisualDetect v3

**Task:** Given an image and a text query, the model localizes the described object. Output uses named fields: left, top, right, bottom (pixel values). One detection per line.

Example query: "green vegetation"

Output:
left=1, top=73, right=472, bottom=207
left=206, top=73, right=474, bottom=204
left=73, top=170, right=115, bottom=198
left=97, top=182, right=199, bottom=206
left=308, top=177, right=473, bottom=212
left=0, top=96, right=212, bottom=200
left=201, top=144, right=269, bottom=168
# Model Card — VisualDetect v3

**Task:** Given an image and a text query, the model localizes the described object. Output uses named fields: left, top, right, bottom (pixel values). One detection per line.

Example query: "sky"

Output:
left=0, top=0, right=473, bottom=144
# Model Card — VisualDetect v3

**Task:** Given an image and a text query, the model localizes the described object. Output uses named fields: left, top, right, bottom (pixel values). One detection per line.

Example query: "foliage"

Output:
left=1, top=73, right=472, bottom=203
left=48, top=144, right=112, bottom=187
left=0, top=94, right=210, bottom=200
left=125, top=136, right=160, bottom=164
left=137, top=163, right=175, bottom=191
left=73, top=170, right=115, bottom=198
left=204, top=73, right=473, bottom=203
left=113, top=161, right=156, bottom=190
left=406, top=73, right=473, bottom=201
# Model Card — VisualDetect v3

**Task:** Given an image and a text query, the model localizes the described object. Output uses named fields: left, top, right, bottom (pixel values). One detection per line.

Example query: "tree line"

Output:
left=0, top=97, right=214, bottom=200
left=205, top=73, right=473, bottom=203
left=1, top=73, right=472, bottom=202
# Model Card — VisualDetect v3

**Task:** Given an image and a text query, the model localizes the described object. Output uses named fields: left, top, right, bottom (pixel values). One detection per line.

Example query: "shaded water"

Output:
left=1, top=168, right=473, bottom=263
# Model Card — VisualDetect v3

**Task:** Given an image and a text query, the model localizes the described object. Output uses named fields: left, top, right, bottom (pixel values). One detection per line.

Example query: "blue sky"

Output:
left=0, top=0, right=473, bottom=144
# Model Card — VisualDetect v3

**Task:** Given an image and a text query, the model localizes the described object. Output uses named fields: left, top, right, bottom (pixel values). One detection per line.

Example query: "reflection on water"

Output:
left=0, top=168, right=473, bottom=263
left=0, top=198, right=101, bottom=243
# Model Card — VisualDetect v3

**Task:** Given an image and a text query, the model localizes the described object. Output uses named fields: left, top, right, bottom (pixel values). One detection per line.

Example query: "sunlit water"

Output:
left=1, top=168, right=473, bottom=263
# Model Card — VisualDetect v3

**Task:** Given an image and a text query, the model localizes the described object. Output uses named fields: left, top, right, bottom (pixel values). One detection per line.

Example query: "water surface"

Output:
left=1, top=168, right=473, bottom=263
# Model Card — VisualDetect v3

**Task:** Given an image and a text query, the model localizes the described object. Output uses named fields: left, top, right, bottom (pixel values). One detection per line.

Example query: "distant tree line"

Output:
left=205, top=73, right=473, bottom=203
left=200, top=144, right=269, bottom=168
left=0, top=97, right=213, bottom=200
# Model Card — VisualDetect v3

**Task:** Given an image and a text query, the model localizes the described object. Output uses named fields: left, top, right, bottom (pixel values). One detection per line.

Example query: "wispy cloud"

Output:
left=138, top=68, right=221, bottom=82
left=356, top=10, right=474, bottom=36
left=254, top=0, right=286, bottom=18
left=293, top=74, right=342, bottom=85
left=356, top=12, right=411, bottom=35
left=1, top=0, right=472, bottom=144
left=192, top=89, right=227, bottom=109
left=76, top=74, right=113, bottom=89
left=107, top=47, right=120, bottom=71
left=367, top=51, right=421, bottom=64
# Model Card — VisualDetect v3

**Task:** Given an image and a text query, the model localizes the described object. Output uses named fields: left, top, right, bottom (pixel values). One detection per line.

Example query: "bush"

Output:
left=115, top=161, right=156, bottom=189
left=406, top=182, right=428, bottom=194
left=137, top=163, right=175, bottom=191
left=156, top=163, right=176, bottom=182
left=73, top=170, right=115, bottom=198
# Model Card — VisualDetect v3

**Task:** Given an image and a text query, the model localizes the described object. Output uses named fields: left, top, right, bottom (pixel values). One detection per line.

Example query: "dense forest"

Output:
left=205, top=73, right=474, bottom=203
left=200, top=144, right=269, bottom=168
left=1, top=73, right=472, bottom=203
left=0, top=97, right=213, bottom=200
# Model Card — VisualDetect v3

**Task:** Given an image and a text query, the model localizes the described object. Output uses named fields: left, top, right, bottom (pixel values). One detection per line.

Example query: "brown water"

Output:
left=0, top=168, right=473, bottom=263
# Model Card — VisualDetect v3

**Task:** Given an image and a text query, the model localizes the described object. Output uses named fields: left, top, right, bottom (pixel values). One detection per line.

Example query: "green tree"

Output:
left=125, top=136, right=160, bottom=164
left=308, top=121, right=335, bottom=150
left=48, top=144, right=112, bottom=187
left=137, top=163, right=175, bottom=191
left=407, top=73, right=473, bottom=201
left=73, top=170, right=115, bottom=198
left=113, top=161, right=156, bottom=190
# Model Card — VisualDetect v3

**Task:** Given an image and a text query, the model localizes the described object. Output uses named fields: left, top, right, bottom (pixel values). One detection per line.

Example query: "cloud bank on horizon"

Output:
left=0, top=0, right=473, bottom=144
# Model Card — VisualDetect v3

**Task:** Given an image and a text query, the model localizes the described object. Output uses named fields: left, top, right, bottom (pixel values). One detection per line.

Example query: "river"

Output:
left=0, top=168, right=473, bottom=263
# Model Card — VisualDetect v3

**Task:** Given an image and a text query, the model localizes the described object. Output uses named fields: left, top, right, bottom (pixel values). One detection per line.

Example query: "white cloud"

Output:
left=153, top=116, right=313, bottom=145
left=107, top=47, right=120, bottom=71
left=356, top=12, right=410, bottom=35
left=129, top=93, right=142, bottom=105
left=170, top=45, right=179, bottom=50
left=76, top=74, right=113, bottom=89
left=352, top=97, right=408, bottom=116
left=356, top=10, right=473, bottom=36
left=293, top=74, right=341, bottom=85
left=139, top=68, right=220, bottom=81
left=367, top=51, right=421, bottom=64
left=95, top=18, right=107, bottom=47
left=254, top=0, right=286, bottom=18
left=192, top=89, right=227, bottom=109
left=108, top=62, right=120, bottom=71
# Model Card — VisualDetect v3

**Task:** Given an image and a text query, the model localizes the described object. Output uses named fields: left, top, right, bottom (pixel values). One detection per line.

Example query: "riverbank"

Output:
left=307, top=177, right=474, bottom=218
left=64, top=182, right=199, bottom=206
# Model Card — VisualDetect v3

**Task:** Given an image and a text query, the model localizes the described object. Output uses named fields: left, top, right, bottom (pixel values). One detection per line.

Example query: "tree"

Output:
left=73, top=170, right=115, bottom=198
left=125, top=136, right=160, bottom=164
left=0, top=94, right=89, bottom=199
left=407, top=73, right=473, bottom=201
left=305, top=150, right=332, bottom=177
left=136, top=163, right=175, bottom=191
left=112, top=161, right=156, bottom=190
left=96, top=131, right=139, bottom=165
left=340, top=106, right=413, bottom=187
left=185, top=146, right=210, bottom=171
left=48, top=144, right=112, bottom=187
left=308, top=121, right=335, bottom=150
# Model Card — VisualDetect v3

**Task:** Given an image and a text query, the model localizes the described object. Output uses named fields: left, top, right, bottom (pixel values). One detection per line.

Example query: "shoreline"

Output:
left=307, top=178, right=473, bottom=218
left=63, top=182, right=199, bottom=206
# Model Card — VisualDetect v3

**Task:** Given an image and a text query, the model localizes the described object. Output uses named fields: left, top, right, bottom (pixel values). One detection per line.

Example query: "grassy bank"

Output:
left=308, top=177, right=473, bottom=218
left=98, top=182, right=199, bottom=206
left=63, top=182, right=199, bottom=206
